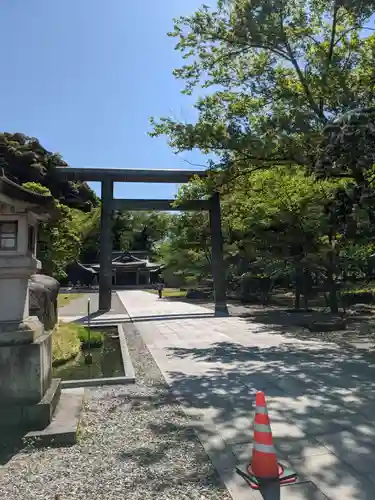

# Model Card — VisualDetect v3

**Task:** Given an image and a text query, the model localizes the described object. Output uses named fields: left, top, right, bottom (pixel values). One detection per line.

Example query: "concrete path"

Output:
left=117, top=290, right=375, bottom=500
left=59, top=292, right=130, bottom=325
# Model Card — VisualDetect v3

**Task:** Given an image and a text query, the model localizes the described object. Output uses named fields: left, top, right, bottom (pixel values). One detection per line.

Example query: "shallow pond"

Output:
left=53, top=327, right=124, bottom=381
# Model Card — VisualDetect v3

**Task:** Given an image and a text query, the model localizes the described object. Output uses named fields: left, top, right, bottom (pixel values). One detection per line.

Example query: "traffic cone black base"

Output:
left=236, top=462, right=297, bottom=490
left=235, top=391, right=298, bottom=490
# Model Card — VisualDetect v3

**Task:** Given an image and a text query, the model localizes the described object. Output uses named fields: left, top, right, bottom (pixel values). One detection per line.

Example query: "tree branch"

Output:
left=216, top=164, right=283, bottom=194
left=278, top=8, right=327, bottom=124
left=181, top=158, right=208, bottom=169
left=203, top=244, right=212, bottom=266
left=342, top=50, right=353, bottom=73
left=208, top=33, right=291, bottom=62
left=320, top=2, right=339, bottom=112
left=334, top=25, right=375, bottom=48
left=206, top=46, right=250, bottom=69
left=238, top=151, right=305, bottom=165
left=182, top=147, right=306, bottom=176
left=305, top=33, right=322, bottom=47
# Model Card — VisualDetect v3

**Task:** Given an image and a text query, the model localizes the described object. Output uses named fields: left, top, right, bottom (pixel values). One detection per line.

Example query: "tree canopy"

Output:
left=150, top=0, right=375, bottom=182
left=0, top=133, right=98, bottom=211
left=5, top=0, right=375, bottom=311
left=22, top=181, right=95, bottom=280
left=148, top=0, right=375, bottom=312
left=0, top=132, right=101, bottom=279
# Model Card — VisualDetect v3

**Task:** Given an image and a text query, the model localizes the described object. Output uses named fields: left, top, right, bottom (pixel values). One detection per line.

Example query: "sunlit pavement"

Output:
left=117, top=290, right=375, bottom=500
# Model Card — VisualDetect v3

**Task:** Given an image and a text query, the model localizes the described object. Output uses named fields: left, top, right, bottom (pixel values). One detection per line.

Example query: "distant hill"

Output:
left=0, top=132, right=98, bottom=211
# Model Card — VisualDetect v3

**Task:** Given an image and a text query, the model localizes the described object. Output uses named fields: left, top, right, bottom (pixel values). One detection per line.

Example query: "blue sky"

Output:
left=0, top=0, right=212, bottom=200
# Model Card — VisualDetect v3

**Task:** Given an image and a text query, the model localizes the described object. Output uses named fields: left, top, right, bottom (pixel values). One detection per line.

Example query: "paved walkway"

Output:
left=59, top=292, right=130, bottom=325
left=117, top=290, right=375, bottom=500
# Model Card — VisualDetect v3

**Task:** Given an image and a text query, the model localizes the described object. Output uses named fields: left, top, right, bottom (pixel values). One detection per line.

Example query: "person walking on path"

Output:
left=157, top=281, right=164, bottom=299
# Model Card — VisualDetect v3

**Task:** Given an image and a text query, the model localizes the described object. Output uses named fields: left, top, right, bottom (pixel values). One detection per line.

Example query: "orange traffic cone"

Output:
left=235, top=391, right=297, bottom=489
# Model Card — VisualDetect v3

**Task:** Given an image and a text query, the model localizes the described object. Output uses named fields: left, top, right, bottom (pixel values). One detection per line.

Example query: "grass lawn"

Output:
left=57, top=293, right=82, bottom=308
left=145, top=288, right=187, bottom=298
left=52, top=322, right=82, bottom=366
left=52, top=322, right=105, bottom=366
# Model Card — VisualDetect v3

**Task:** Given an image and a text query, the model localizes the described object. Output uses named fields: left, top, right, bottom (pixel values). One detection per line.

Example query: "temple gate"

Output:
left=57, top=168, right=227, bottom=315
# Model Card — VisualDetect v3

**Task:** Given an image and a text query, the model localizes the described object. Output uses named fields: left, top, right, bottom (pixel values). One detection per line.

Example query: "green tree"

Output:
left=169, top=167, right=343, bottom=309
left=158, top=211, right=212, bottom=284
left=224, top=168, right=342, bottom=308
left=112, top=211, right=136, bottom=252
left=150, top=0, right=375, bottom=179
left=72, top=206, right=102, bottom=263
left=148, top=0, right=375, bottom=312
left=1, top=132, right=98, bottom=209
left=113, top=211, right=171, bottom=254
left=22, top=182, right=82, bottom=280
left=80, top=210, right=173, bottom=264
left=136, top=212, right=171, bottom=254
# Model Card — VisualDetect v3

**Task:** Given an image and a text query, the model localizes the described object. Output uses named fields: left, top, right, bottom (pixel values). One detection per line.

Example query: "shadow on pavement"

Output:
left=71, top=309, right=105, bottom=323
left=130, top=312, right=215, bottom=322
left=59, top=292, right=126, bottom=318
left=241, top=308, right=375, bottom=351
left=93, top=294, right=375, bottom=498
left=163, top=338, right=375, bottom=499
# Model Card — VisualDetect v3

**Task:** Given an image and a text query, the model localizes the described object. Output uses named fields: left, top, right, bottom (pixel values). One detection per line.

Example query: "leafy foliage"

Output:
left=0, top=133, right=100, bottom=279
left=145, top=0, right=375, bottom=312
left=150, top=0, right=375, bottom=181
left=157, top=211, right=212, bottom=284
left=7, top=0, right=375, bottom=313
left=81, top=210, right=172, bottom=263
left=0, top=132, right=98, bottom=210
left=23, top=182, right=83, bottom=280
left=77, top=327, right=104, bottom=348
left=170, top=167, right=342, bottom=306
left=341, top=288, right=375, bottom=306
left=52, top=322, right=81, bottom=367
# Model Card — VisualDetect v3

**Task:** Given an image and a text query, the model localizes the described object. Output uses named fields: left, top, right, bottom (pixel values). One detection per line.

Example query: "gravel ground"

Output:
left=0, top=323, right=231, bottom=500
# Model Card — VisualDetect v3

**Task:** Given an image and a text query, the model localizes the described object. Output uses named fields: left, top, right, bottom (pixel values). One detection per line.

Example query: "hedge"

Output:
left=341, top=288, right=375, bottom=306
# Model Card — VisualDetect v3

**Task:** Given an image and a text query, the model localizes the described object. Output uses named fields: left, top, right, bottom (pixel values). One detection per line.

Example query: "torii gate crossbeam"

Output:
left=56, top=167, right=228, bottom=315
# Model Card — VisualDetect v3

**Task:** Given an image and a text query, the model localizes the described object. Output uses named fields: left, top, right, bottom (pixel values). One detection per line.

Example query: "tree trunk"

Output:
left=303, top=293, right=309, bottom=311
left=327, top=231, right=339, bottom=314
left=327, top=269, right=339, bottom=313
left=294, top=264, right=302, bottom=310
left=343, top=269, right=347, bottom=282
left=294, top=289, right=301, bottom=310
left=302, top=269, right=310, bottom=311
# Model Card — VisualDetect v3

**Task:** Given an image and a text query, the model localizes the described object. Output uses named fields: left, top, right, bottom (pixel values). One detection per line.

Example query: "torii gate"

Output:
left=56, top=167, right=227, bottom=315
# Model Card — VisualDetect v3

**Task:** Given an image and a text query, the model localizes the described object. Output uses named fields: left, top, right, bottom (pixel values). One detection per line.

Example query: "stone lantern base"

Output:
left=0, top=174, right=83, bottom=443
left=0, top=317, right=61, bottom=431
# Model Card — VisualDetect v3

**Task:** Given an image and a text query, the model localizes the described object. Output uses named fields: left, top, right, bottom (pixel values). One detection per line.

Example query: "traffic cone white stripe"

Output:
left=253, top=442, right=277, bottom=454
left=235, top=391, right=298, bottom=488
left=254, top=423, right=271, bottom=432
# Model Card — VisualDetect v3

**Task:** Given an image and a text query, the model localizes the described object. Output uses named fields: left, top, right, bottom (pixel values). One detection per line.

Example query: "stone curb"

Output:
left=60, top=323, right=136, bottom=389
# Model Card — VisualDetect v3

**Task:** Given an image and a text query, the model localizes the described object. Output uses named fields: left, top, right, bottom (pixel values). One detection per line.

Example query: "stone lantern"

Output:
left=0, top=172, right=62, bottom=430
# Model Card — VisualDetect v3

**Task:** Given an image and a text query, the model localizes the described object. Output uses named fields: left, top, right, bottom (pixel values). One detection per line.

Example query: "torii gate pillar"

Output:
left=98, top=179, right=113, bottom=311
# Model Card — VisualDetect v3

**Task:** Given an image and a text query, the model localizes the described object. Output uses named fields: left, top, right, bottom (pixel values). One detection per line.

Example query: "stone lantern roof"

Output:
left=0, top=170, right=60, bottom=221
